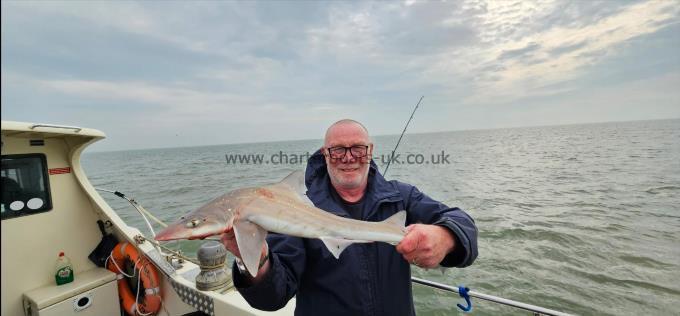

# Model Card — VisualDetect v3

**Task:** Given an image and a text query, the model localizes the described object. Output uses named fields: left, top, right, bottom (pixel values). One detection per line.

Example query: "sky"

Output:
left=2, top=0, right=679, bottom=152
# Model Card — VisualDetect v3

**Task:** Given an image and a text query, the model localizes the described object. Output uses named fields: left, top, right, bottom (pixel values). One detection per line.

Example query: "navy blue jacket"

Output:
left=233, top=150, right=478, bottom=315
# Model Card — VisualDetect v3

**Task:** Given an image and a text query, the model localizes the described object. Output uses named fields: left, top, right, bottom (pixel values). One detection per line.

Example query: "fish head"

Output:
left=154, top=193, right=237, bottom=241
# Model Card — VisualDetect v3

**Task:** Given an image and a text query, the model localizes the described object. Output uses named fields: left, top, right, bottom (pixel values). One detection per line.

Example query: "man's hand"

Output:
left=220, top=228, right=243, bottom=259
left=220, top=227, right=268, bottom=261
left=396, top=224, right=455, bottom=269
left=220, top=228, right=270, bottom=283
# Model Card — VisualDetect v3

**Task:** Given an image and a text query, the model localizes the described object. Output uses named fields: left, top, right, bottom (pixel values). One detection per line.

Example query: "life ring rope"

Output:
left=107, top=242, right=162, bottom=316
left=107, top=255, right=139, bottom=279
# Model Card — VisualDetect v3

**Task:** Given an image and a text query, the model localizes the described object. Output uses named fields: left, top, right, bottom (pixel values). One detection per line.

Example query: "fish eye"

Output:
left=186, top=219, right=201, bottom=228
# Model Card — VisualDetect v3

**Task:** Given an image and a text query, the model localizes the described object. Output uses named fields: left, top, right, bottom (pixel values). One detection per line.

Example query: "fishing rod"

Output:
left=384, top=97, right=571, bottom=315
left=382, top=95, right=424, bottom=176
left=96, top=188, right=160, bottom=235
left=96, top=188, right=164, bottom=253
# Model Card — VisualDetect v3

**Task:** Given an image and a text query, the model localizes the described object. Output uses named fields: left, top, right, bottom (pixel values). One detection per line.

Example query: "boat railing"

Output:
left=411, top=277, right=574, bottom=316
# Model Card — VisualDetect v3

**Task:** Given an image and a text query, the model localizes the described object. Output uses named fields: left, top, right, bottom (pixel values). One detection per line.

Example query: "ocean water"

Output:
left=81, top=119, right=680, bottom=316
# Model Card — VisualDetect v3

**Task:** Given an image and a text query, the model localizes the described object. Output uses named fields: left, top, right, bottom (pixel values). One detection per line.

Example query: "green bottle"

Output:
left=55, top=252, right=74, bottom=285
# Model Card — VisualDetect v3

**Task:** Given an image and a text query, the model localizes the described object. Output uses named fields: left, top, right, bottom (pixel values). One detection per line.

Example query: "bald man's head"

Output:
left=324, top=119, right=370, bottom=146
left=322, top=119, right=373, bottom=193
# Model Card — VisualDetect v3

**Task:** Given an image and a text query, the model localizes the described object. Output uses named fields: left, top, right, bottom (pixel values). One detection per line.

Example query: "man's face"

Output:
left=323, top=123, right=373, bottom=191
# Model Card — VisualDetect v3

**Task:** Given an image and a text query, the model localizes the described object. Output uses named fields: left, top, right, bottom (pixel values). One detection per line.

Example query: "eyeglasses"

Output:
left=327, top=145, right=370, bottom=159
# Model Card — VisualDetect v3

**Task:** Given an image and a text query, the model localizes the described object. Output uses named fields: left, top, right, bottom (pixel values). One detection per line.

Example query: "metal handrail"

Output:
left=412, top=277, right=574, bottom=316
left=30, top=124, right=82, bottom=132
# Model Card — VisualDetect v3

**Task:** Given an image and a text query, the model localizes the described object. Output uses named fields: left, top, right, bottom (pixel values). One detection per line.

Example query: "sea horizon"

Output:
left=84, top=117, right=680, bottom=154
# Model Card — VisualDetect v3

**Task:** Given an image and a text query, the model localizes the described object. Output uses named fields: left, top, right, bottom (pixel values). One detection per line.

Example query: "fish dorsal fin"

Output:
left=381, top=210, right=407, bottom=245
left=319, top=237, right=370, bottom=259
left=277, top=171, right=313, bottom=206
left=383, top=210, right=407, bottom=228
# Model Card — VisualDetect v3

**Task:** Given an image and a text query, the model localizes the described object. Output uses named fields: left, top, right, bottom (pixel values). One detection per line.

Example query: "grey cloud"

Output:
left=539, top=1, right=642, bottom=29
left=198, top=2, right=330, bottom=61
left=1, top=3, right=240, bottom=82
left=461, top=0, right=488, bottom=16
left=382, top=24, right=477, bottom=55
left=498, top=42, right=541, bottom=60
left=549, top=40, right=589, bottom=57
left=2, top=0, right=679, bottom=151
left=371, top=2, right=478, bottom=55
left=478, top=63, right=507, bottom=73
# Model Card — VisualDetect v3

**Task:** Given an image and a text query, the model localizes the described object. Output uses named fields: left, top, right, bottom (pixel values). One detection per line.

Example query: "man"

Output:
left=221, top=119, right=478, bottom=315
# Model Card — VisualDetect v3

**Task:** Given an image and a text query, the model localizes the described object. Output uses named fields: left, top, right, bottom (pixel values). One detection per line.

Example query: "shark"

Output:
left=155, top=171, right=406, bottom=276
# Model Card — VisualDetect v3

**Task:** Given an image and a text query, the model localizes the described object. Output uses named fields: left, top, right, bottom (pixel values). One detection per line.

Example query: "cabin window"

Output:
left=1, top=154, right=52, bottom=220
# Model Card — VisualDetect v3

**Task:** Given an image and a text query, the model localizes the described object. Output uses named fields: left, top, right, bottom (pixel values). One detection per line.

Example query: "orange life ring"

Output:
left=107, top=242, right=162, bottom=316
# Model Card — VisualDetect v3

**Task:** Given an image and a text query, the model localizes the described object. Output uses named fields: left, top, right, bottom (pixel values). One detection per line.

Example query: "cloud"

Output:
left=2, top=0, right=679, bottom=151
left=18, top=73, right=361, bottom=127
left=428, top=0, right=680, bottom=105
left=498, top=42, right=541, bottom=61
left=548, top=40, right=590, bottom=57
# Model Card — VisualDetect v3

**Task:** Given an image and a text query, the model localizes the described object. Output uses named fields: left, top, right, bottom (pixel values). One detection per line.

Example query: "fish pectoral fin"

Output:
left=319, top=237, right=370, bottom=259
left=382, top=210, right=407, bottom=230
left=233, top=220, right=267, bottom=277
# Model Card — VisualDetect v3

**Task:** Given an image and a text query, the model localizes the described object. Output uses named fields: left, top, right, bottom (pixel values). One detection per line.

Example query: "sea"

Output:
left=81, top=119, right=680, bottom=316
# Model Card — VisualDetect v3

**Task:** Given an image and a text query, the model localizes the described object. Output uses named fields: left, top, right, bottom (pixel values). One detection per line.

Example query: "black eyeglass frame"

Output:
left=326, top=145, right=370, bottom=159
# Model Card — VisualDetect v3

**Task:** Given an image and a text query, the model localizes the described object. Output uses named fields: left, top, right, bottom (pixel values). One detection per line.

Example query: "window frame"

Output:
left=1, top=153, right=53, bottom=220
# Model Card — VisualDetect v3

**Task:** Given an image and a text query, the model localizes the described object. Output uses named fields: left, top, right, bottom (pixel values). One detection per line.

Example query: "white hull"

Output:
left=1, top=121, right=294, bottom=316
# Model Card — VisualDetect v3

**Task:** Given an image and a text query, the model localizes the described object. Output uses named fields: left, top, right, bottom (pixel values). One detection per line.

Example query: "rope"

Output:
left=193, top=262, right=227, bottom=270
left=141, top=236, right=230, bottom=270
left=135, top=203, right=168, bottom=228
left=134, top=260, right=155, bottom=316
left=141, top=236, right=236, bottom=295
left=107, top=252, right=139, bottom=278
left=107, top=248, right=161, bottom=316
left=132, top=229, right=224, bottom=269
left=97, top=188, right=227, bottom=268
left=140, top=236, right=201, bottom=266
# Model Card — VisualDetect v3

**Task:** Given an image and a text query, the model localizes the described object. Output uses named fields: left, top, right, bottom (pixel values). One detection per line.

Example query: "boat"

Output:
left=1, top=121, right=295, bottom=316
left=1, top=120, right=573, bottom=316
